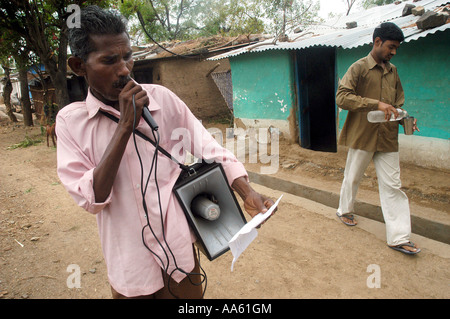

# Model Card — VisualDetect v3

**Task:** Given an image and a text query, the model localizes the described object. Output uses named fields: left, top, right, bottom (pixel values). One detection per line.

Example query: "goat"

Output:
left=46, top=123, right=57, bottom=147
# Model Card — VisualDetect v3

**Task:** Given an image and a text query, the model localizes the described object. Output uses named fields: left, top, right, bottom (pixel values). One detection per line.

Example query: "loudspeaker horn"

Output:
left=173, top=162, right=247, bottom=261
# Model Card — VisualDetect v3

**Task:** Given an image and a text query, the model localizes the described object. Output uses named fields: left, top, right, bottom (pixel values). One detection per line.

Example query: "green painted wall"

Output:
left=229, top=50, right=296, bottom=120
left=337, top=29, right=450, bottom=140
left=228, top=30, right=449, bottom=141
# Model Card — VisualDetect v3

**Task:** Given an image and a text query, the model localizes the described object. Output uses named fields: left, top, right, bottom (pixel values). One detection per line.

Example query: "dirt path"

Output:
left=0, top=117, right=449, bottom=299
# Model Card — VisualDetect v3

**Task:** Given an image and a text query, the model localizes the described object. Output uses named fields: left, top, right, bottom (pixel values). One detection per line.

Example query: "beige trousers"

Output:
left=337, top=148, right=411, bottom=246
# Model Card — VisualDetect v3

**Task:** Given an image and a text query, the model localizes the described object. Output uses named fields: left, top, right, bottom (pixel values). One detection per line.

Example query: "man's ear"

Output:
left=373, top=36, right=383, bottom=48
left=68, top=56, right=86, bottom=76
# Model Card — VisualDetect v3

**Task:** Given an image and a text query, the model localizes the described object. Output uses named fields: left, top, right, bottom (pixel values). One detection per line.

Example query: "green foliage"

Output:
left=119, top=0, right=201, bottom=42
left=118, top=0, right=320, bottom=42
left=264, top=0, right=320, bottom=36
left=0, top=0, right=116, bottom=108
left=202, top=0, right=266, bottom=37
left=7, top=135, right=43, bottom=150
left=1, top=0, right=322, bottom=59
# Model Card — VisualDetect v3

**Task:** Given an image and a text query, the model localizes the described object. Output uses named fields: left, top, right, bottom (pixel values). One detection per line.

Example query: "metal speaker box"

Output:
left=173, top=162, right=246, bottom=261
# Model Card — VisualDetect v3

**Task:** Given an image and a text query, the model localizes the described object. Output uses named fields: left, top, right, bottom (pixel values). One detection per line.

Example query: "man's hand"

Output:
left=413, top=118, right=420, bottom=132
left=232, top=176, right=276, bottom=220
left=242, top=191, right=275, bottom=219
left=377, top=101, right=398, bottom=121
left=93, top=80, right=149, bottom=203
left=117, top=79, right=149, bottom=130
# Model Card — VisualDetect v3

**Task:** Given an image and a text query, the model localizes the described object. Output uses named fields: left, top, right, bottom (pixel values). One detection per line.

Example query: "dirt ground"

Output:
left=0, top=113, right=449, bottom=299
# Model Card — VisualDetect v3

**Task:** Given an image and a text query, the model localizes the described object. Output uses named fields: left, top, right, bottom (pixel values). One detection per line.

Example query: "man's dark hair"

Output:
left=373, top=22, right=405, bottom=43
left=68, top=5, right=128, bottom=61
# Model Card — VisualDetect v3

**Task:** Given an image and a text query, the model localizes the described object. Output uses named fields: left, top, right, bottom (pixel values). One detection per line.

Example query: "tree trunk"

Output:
left=1, top=67, right=18, bottom=123
left=346, top=0, right=356, bottom=16
left=53, top=69, right=70, bottom=111
left=24, top=1, right=70, bottom=111
left=18, top=66, right=33, bottom=126
left=40, top=54, right=69, bottom=111
left=54, top=22, right=70, bottom=110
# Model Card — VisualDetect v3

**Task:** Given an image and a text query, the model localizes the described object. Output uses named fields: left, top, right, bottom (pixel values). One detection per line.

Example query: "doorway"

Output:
left=295, top=47, right=337, bottom=152
left=132, top=64, right=154, bottom=84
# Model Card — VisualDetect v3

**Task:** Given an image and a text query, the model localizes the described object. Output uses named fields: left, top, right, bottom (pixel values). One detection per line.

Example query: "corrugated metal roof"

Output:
left=132, top=35, right=271, bottom=61
left=325, top=0, right=448, bottom=28
left=209, top=0, right=450, bottom=61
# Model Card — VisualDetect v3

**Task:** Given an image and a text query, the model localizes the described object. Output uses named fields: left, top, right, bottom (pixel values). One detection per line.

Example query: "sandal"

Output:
left=336, top=212, right=357, bottom=226
left=389, top=241, right=421, bottom=255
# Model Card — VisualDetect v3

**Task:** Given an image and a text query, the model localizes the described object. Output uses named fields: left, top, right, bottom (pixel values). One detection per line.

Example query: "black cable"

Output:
left=151, top=127, right=207, bottom=298
left=149, top=113, right=207, bottom=298
left=131, top=94, right=207, bottom=298
left=132, top=95, right=170, bottom=271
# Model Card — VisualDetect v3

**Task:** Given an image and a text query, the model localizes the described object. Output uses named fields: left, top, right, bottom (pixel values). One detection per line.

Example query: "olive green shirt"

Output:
left=336, top=53, right=405, bottom=152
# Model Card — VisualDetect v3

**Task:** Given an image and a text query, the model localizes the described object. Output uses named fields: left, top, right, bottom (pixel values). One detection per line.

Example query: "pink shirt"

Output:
left=56, top=84, right=247, bottom=297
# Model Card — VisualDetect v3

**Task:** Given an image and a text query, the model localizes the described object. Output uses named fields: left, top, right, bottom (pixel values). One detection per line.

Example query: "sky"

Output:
left=318, top=0, right=363, bottom=19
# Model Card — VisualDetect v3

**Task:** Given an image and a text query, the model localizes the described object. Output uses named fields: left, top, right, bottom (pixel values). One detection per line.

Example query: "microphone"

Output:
left=142, top=105, right=159, bottom=131
left=127, top=80, right=158, bottom=131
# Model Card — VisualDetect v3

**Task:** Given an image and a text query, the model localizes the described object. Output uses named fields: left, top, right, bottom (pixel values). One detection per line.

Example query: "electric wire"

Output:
left=136, top=9, right=198, bottom=60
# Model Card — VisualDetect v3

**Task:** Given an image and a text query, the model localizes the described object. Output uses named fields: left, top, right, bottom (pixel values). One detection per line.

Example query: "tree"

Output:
left=0, top=25, right=34, bottom=126
left=120, top=0, right=201, bottom=42
left=264, top=0, right=320, bottom=41
left=0, top=0, right=112, bottom=111
left=120, top=0, right=265, bottom=42
left=193, top=0, right=265, bottom=37
left=0, top=1, right=69, bottom=110
left=0, top=30, right=18, bottom=123
left=345, top=0, right=357, bottom=16
left=14, top=47, right=34, bottom=126
left=1, top=63, right=17, bottom=123
left=123, top=0, right=319, bottom=43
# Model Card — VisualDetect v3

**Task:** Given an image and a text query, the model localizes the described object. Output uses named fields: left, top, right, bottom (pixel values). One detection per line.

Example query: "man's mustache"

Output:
left=112, top=76, right=132, bottom=89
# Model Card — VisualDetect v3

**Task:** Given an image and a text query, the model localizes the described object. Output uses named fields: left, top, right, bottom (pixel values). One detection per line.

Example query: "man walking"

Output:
left=335, top=22, right=420, bottom=255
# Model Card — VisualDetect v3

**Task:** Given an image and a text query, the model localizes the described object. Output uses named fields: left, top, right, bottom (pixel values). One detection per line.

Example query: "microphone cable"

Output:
left=131, top=94, right=207, bottom=298
left=131, top=95, right=170, bottom=272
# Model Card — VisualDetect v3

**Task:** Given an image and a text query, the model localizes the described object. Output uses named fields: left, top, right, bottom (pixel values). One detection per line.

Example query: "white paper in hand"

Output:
left=228, top=195, right=283, bottom=271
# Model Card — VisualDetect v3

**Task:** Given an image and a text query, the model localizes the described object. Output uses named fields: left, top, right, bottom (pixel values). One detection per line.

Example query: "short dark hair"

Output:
left=68, top=5, right=129, bottom=61
left=373, top=22, right=405, bottom=43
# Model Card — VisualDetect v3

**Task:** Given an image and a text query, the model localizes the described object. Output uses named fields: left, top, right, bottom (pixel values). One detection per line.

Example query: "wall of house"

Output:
left=336, top=29, right=450, bottom=169
left=133, top=57, right=232, bottom=121
left=229, top=50, right=297, bottom=141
